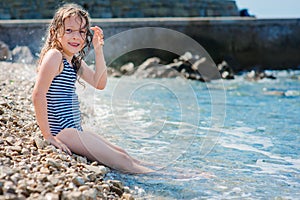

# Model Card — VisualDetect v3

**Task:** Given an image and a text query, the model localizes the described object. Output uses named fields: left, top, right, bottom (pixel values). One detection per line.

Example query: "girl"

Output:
left=32, top=3, right=153, bottom=174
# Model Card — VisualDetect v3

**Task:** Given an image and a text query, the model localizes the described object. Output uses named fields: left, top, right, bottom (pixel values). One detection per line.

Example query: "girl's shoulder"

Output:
left=38, top=49, right=63, bottom=74
left=44, top=49, right=63, bottom=60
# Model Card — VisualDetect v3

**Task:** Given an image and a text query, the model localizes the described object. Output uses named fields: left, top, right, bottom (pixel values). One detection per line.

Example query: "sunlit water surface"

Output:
left=79, top=70, right=300, bottom=199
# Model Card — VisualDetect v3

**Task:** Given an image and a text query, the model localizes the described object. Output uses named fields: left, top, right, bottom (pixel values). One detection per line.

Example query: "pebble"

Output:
left=84, top=164, right=109, bottom=175
left=34, top=137, right=46, bottom=149
left=0, top=62, right=134, bottom=199
left=82, top=188, right=97, bottom=199
left=122, top=193, right=135, bottom=200
left=40, top=167, right=50, bottom=174
left=78, top=185, right=90, bottom=192
left=45, top=192, right=59, bottom=200
left=72, top=176, right=85, bottom=187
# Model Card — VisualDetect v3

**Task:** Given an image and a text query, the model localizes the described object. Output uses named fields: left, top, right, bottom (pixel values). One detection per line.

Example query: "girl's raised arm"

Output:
left=79, top=26, right=107, bottom=90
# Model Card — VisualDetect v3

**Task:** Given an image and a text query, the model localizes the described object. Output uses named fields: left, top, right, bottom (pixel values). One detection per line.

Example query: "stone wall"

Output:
left=0, top=0, right=239, bottom=19
left=1, top=17, right=300, bottom=71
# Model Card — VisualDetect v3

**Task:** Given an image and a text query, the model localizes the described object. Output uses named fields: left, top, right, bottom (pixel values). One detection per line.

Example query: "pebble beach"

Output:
left=0, top=62, right=134, bottom=200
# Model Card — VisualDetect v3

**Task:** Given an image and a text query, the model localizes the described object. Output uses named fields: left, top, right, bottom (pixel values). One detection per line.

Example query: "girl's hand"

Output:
left=45, top=136, right=72, bottom=155
left=90, top=26, right=104, bottom=51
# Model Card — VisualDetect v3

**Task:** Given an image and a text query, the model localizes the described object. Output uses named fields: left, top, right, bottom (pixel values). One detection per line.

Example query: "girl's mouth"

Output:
left=68, top=42, right=80, bottom=47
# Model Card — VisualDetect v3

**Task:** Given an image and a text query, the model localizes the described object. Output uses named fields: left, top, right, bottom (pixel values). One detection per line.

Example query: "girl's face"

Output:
left=58, top=15, right=87, bottom=60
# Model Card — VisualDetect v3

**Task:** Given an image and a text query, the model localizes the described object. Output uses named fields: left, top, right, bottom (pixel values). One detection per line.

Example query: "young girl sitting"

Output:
left=32, top=3, right=153, bottom=174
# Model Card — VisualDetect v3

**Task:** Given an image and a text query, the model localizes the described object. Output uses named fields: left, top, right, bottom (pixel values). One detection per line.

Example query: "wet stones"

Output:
left=245, top=70, right=276, bottom=81
left=113, top=52, right=236, bottom=82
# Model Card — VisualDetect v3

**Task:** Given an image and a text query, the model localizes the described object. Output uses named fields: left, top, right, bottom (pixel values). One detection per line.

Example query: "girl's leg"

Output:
left=56, top=128, right=154, bottom=174
left=92, top=133, right=153, bottom=166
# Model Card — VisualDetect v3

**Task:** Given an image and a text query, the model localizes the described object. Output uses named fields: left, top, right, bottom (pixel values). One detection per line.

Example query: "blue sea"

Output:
left=80, top=70, right=300, bottom=199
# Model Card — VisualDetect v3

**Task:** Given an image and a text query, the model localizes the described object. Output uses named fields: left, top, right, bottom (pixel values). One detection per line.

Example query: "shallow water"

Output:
left=80, top=70, right=300, bottom=199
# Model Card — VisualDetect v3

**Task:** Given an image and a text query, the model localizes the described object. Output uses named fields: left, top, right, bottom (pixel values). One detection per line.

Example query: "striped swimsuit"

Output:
left=46, top=58, right=83, bottom=136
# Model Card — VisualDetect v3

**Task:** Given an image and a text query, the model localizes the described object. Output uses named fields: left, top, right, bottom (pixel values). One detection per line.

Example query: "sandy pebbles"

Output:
left=0, top=62, right=134, bottom=199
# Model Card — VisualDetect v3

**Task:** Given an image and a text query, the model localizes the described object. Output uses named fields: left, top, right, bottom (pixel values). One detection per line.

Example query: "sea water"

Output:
left=80, top=70, right=300, bottom=199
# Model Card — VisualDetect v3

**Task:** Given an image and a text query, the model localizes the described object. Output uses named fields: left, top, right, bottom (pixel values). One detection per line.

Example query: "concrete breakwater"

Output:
left=0, top=0, right=239, bottom=19
left=0, top=17, right=300, bottom=71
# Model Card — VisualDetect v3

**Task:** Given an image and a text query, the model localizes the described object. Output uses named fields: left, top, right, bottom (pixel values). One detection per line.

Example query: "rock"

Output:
left=122, top=193, right=134, bottom=200
left=76, top=155, right=87, bottom=164
left=34, top=137, right=46, bottom=149
left=120, top=62, right=135, bottom=75
left=10, top=173, right=22, bottom=184
left=29, top=193, right=40, bottom=199
left=84, top=164, right=109, bottom=175
left=110, top=185, right=123, bottom=197
left=85, top=173, right=96, bottom=182
left=0, top=41, right=11, bottom=61
left=45, top=158, right=62, bottom=168
left=12, top=46, right=35, bottom=64
left=61, top=191, right=83, bottom=200
left=108, top=180, right=125, bottom=197
left=128, top=52, right=237, bottom=82
left=45, top=192, right=59, bottom=200
left=72, top=176, right=85, bottom=187
left=40, top=167, right=50, bottom=174
left=5, top=136, right=15, bottom=145
left=21, top=148, right=30, bottom=155
left=82, top=188, right=97, bottom=199
left=94, top=183, right=110, bottom=193
left=0, top=181, right=3, bottom=195
left=0, top=166, right=15, bottom=178
left=123, top=186, right=131, bottom=194
left=179, top=51, right=193, bottom=61
left=134, top=61, right=181, bottom=78
left=169, top=53, right=210, bottom=81
left=26, top=184, right=44, bottom=193
left=78, top=185, right=90, bottom=192
left=90, top=161, right=98, bottom=166
left=68, top=191, right=82, bottom=199
left=47, top=175, right=59, bottom=185
left=107, top=180, right=124, bottom=190
left=217, top=61, right=234, bottom=79
left=137, top=57, right=161, bottom=71
left=191, top=57, right=207, bottom=71
left=107, top=67, right=122, bottom=77
left=245, top=70, right=276, bottom=81
left=10, top=145, right=22, bottom=153
left=3, top=181, right=16, bottom=194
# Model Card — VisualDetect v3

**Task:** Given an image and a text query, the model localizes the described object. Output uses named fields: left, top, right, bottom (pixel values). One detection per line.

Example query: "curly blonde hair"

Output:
left=38, top=3, right=93, bottom=73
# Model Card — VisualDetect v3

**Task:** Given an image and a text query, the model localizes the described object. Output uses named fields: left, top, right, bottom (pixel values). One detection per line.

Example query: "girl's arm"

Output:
left=80, top=26, right=107, bottom=90
left=32, top=49, right=72, bottom=155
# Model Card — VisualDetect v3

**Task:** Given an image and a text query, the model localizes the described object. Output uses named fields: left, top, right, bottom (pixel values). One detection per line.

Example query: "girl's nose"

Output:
left=73, top=31, right=81, bottom=38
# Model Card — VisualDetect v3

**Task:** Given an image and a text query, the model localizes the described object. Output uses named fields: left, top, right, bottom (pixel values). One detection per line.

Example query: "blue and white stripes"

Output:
left=46, top=58, right=82, bottom=136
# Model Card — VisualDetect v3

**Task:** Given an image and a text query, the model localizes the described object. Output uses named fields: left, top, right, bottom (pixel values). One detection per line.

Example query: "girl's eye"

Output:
left=65, top=29, right=72, bottom=34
